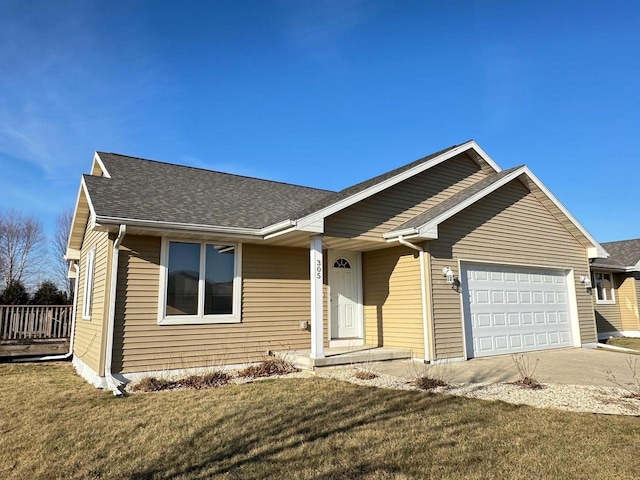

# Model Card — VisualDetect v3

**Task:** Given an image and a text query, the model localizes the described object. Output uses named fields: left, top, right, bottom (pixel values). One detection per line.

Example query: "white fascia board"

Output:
left=633, top=260, right=640, bottom=272
left=263, top=225, right=297, bottom=240
left=260, top=219, right=295, bottom=236
left=291, top=141, right=502, bottom=231
left=66, top=178, right=97, bottom=252
left=383, top=225, right=439, bottom=240
left=65, top=248, right=81, bottom=261
left=92, top=152, right=111, bottom=178
left=466, top=140, right=502, bottom=173
left=95, top=215, right=263, bottom=238
left=521, top=166, right=608, bottom=259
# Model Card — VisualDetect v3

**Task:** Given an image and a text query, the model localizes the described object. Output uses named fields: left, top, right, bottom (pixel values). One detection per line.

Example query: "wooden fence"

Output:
left=0, top=305, right=73, bottom=340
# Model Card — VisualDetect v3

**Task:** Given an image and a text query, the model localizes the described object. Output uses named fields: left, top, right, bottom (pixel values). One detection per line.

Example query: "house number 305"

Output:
left=316, top=260, right=322, bottom=279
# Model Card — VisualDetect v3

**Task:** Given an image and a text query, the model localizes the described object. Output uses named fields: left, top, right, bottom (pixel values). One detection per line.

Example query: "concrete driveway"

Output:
left=373, top=347, right=640, bottom=388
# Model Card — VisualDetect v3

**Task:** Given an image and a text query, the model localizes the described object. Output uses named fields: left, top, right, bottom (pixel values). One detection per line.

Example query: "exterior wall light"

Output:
left=442, top=267, right=455, bottom=284
left=579, top=275, right=592, bottom=289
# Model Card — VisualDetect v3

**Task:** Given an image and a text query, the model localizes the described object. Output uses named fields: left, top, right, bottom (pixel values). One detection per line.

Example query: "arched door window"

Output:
left=333, top=257, right=351, bottom=269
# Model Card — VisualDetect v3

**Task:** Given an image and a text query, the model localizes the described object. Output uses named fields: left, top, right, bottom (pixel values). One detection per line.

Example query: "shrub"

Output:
left=238, top=357, right=300, bottom=378
left=604, top=358, right=640, bottom=399
left=413, top=376, right=447, bottom=390
left=178, top=371, right=231, bottom=390
left=0, top=279, right=29, bottom=305
left=31, top=280, right=69, bottom=305
left=354, top=369, right=378, bottom=380
left=511, top=354, right=543, bottom=390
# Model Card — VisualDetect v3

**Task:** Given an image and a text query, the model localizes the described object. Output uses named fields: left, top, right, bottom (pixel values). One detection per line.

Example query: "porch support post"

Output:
left=310, top=235, right=325, bottom=359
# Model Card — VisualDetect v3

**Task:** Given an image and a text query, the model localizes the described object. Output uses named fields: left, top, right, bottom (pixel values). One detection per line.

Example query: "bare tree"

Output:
left=0, top=210, right=47, bottom=289
left=53, top=208, right=74, bottom=296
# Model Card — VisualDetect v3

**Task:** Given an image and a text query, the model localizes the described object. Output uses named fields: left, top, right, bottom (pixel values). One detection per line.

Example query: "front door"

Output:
left=329, top=251, right=362, bottom=339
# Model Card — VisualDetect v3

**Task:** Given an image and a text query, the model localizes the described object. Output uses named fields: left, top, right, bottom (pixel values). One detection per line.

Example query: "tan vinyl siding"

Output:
left=363, top=246, right=424, bottom=358
left=325, top=153, right=487, bottom=243
left=618, top=274, right=640, bottom=332
left=428, top=179, right=595, bottom=360
left=593, top=273, right=624, bottom=334
left=112, top=237, right=320, bottom=373
left=73, top=224, right=111, bottom=375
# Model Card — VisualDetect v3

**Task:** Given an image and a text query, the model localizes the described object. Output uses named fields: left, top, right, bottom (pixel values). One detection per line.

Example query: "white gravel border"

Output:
left=317, top=368, right=640, bottom=416
left=125, top=364, right=640, bottom=416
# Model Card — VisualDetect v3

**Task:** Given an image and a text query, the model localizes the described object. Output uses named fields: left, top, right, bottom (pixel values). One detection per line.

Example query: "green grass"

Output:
left=607, top=337, right=640, bottom=351
left=1, top=362, right=640, bottom=479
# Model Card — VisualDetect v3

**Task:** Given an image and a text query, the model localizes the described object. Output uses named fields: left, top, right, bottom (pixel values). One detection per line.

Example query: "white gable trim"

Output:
left=91, top=152, right=111, bottom=178
left=66, top=178, right=97, bottom=255
left=384, top=166, right=606, bottom=259
left=293, top=140, right=501, bottom=232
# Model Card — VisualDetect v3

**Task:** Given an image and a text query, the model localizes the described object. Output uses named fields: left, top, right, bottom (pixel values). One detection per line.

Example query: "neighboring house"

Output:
left=65, top=140, right=607, bottom=390
left=591, top=238, right=640, bottom=338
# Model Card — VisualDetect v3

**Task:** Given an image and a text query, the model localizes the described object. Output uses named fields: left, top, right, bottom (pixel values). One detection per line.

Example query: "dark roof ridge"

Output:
left=601, top=237, right=640, bottom=245
left=96, top=151, right=335, bottom=194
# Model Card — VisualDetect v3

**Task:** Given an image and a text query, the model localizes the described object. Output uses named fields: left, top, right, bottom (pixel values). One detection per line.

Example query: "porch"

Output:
left=275, top=345, right=412, bottom=369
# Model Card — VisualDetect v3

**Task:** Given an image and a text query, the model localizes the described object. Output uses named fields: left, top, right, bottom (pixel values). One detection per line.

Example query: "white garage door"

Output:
left=462, top=263, right=574, bottom=358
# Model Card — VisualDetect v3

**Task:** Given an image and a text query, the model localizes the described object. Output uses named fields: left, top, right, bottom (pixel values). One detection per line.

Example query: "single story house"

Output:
left=590, top=238, right=640, bottom=338
left=65, top=140, right=608, bottom=391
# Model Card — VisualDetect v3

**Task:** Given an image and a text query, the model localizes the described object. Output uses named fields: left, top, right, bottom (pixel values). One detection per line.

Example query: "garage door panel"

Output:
left=463, top=263, right=574, bottom=358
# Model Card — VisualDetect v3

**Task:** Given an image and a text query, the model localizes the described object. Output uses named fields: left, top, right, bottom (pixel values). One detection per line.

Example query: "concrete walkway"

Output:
left=369, top=347, right=640, bottom=388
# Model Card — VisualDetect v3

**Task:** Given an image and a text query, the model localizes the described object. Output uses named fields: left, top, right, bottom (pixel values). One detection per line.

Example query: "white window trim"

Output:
left=158, top=238, right=242, bottom=325
left=82, top=247, right=96, bottom=320
left=593, top=271, right=616, bottom=304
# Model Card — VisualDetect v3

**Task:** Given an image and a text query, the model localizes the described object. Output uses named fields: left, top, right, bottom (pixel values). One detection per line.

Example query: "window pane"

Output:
left=204, top=245, right=235, bottom=315
left=167, top=242, right=200, bottom=315
left=601, top=274, right=612, bottom=301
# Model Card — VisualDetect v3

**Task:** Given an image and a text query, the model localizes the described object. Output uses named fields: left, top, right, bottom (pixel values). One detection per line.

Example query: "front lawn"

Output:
left=607, top=337, right=640, bottom=352
left=1, top=363, right=639, bottom=479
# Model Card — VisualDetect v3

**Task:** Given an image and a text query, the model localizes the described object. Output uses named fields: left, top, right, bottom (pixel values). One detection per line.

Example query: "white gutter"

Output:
left=104, top=224, right=126, bottom=396
left=95, top=215, right=261, bottom=237
left=31, top=262, right=81, bottom=362
left=397, top=235, right=431, bottom=362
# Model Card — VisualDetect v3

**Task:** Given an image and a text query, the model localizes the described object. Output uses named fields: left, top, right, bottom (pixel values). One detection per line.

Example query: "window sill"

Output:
left=158, top=315, right=241, bottom=325
left=81, top=316, right=91, bottom=321
left=595, top=300, right=615, bottom=305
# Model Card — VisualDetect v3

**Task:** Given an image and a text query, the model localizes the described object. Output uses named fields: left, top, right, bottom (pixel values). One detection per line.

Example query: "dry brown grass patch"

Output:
left=3, top=362, right=640, bottom=479
left=130, top=371, right=231, bottom=392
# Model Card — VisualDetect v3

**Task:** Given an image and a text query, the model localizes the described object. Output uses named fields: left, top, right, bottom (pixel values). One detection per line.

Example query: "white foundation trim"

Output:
left=598, top=330, right=640, bottom=340
left=73, top=355, right=107, bottom=389
left=111, top=362, right=255, bottom=384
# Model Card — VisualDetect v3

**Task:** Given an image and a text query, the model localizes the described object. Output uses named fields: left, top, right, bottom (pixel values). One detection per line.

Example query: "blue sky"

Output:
left=0, top=0, right=638, bottom=249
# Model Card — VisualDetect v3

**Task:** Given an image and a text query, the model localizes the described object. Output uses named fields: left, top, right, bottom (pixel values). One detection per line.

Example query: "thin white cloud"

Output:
left=278, top=0, right=378, bottom=62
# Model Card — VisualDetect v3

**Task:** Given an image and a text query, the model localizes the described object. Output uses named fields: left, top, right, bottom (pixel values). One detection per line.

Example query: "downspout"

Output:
left=104, top=224, right=126, bottom=396
left=31, top=261, right=80, bottom=362
left=397, top=235, right=431, bottom=362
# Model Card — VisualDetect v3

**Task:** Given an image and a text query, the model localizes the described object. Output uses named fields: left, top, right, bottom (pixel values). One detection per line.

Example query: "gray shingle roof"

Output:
left=86, top=145, right=465, bottom=231
left=87, top=153, right=334, bottom=229
left=387, top=166, right=523, bottom=234
left=591, top=238, right=640, bottom=269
